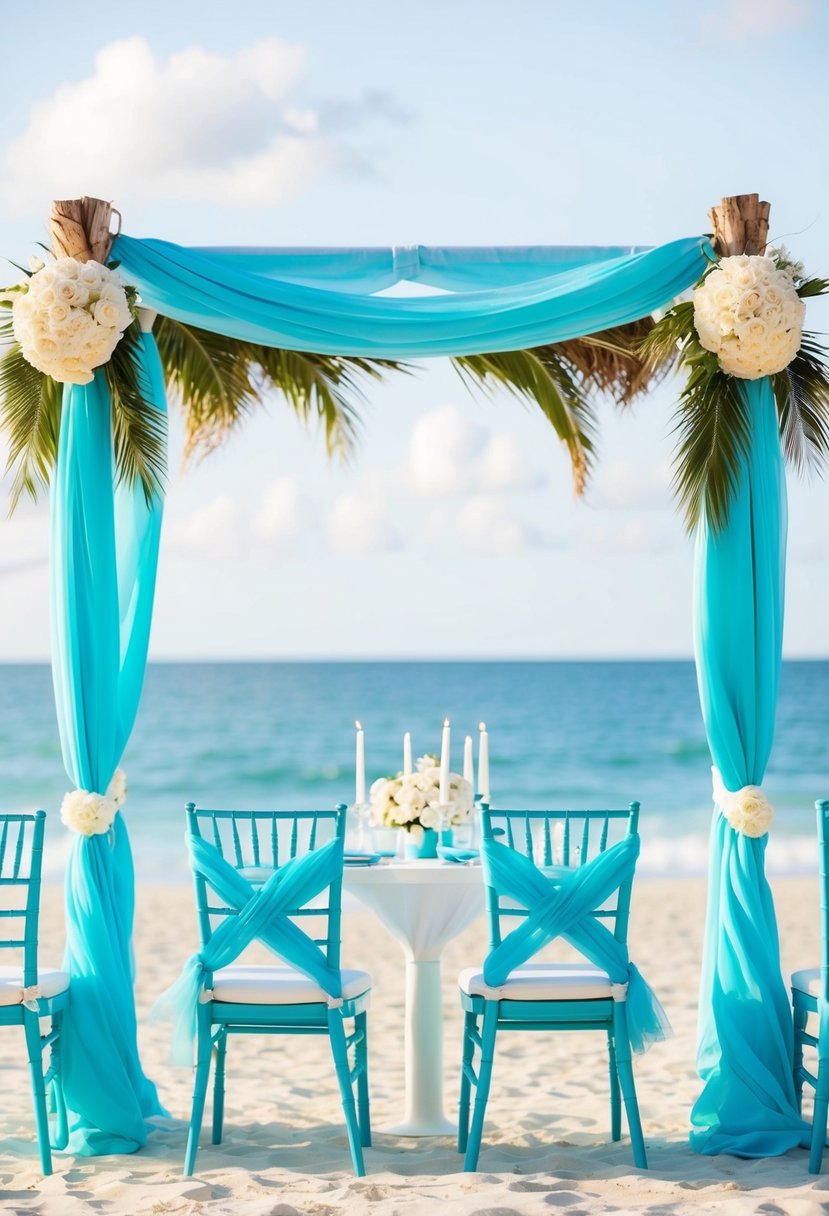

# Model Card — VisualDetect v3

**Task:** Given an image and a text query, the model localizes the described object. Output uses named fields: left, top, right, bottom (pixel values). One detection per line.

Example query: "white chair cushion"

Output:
left=0, top=965, right=69, bottom=1006
left=792, top=967, right=822, bottom=997
left=210, top=964, right=371, bottom=1005
left=459, top=961, right=613, bottom=1001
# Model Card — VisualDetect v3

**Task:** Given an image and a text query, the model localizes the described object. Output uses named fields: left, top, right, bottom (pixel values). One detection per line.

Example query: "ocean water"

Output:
left=0, top=660, right=827, bottom=881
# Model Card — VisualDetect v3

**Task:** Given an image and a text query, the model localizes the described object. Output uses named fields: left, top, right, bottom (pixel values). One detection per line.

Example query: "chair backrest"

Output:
left=0, top=811, right=46, bottom=989
left=186, top=803, right=347, bottom=972
left=480, top=803, right=640, bottom=952
left=817, top=800, right=829, bottom=999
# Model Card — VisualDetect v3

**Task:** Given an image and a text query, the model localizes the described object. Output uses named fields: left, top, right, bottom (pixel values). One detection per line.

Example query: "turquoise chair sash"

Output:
left=155, top=834, right=345, bottom=1065
left=481, top=834, right=669, bottom=1054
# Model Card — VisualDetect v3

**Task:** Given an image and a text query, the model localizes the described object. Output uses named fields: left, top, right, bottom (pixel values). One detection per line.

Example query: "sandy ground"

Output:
left=1, top=876, right=828, bottom=1215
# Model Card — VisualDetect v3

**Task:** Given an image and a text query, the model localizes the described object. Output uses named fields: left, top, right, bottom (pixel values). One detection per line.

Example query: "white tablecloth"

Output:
left=344, top=859, right=485, bottom=1135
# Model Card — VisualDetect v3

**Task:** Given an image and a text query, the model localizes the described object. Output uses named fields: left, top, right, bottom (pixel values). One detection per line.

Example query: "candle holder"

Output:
left=348, top=802, right=372, bottom=852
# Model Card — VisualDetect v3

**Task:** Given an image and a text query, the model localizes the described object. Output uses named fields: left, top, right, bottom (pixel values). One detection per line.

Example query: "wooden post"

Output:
left=708, top=193, right=770, bottom=257
left=48, top=197, right=115, bottom=264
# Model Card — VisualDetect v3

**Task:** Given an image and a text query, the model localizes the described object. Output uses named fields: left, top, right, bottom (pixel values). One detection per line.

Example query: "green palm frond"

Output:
left=255, top=347, right=403, bottom=461
left=671, top=347, right=749, bottom=533
left=154, top=317, right=404, bottom=464
left=153, top=317, right=261, bottom=459
left=453, top=347, right=597, bottom=494
left=0, top=318, right=62, bottom=510
left=772, top=334, right=829, bottom=476
left=106, top=321, right=167, bottom=504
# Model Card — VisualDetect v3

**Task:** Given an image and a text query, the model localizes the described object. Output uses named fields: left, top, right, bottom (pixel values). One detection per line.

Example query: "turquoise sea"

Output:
left=1, top=660, right=827, bottom=881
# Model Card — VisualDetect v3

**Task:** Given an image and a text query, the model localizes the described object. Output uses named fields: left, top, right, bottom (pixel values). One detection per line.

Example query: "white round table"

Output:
left=344, top=859, right=485, bottom=1136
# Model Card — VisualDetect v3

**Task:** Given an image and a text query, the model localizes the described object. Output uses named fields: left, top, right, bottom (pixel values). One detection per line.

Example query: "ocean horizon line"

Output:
left=3, top=654, right=829, bottom=666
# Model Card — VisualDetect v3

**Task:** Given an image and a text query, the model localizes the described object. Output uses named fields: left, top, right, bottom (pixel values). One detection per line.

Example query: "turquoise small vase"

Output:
left=405, top=827, right=453, bottom=860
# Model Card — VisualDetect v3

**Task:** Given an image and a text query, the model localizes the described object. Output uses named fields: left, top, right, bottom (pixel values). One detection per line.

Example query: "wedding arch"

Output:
left=2, top=192, right=826, bottom=1160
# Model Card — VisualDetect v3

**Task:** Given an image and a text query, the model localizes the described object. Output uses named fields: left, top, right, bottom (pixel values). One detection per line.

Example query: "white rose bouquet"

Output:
left=5, top=256, right=135, bottom=385
left=693, top=253, right=805, bottom=380
left=370, top=753, right=474, bottom=841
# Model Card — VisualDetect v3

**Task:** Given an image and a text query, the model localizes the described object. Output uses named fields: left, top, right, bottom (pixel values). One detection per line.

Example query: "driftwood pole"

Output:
left=708, top=193, right=770, bottom=258
left=48, top=197, right=115, bottom=264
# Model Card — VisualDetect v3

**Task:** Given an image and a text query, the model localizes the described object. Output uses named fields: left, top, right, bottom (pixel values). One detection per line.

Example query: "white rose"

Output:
left=93, top=298, right=125, bottom=329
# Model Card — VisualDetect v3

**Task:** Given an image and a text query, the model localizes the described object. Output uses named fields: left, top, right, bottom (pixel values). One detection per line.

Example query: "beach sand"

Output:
left=1, top=876, right=827, bottom=1215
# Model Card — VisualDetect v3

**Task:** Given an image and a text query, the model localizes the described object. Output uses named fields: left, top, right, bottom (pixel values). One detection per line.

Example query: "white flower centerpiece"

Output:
left=370, top=753, right=474, bottom=859
left=3, top=256, right=135, bottom=385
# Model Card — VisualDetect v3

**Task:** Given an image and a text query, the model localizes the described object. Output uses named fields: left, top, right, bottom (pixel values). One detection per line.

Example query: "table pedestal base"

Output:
left=381, top=958, right=457, bottom=1137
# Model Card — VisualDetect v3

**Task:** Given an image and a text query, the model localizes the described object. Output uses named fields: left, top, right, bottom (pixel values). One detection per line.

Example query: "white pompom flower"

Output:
left=693, top=254, right=805, bottom=380
left=60, top=789, right=118, bottom=837
left=712, top=767, right=774, bottom=838
left=10, top=256, right=135, bottom=385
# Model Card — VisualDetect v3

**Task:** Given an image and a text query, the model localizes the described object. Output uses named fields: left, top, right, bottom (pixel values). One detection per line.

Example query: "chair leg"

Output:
left=793, top=998, right=808, bottom=1115
left=49, top=1009, right=69, bottom=1152
left=458, top=1010, right=476, bottom=1154
left=328, top=1008, right=365, bottom=1177
left=464, top=1001, right=498, bottom=1172
left=355, top=1011, right=371, bottom=1148
left=607, top=1030, right=621, bottom=1142
left=23, top=1010, right=52, bottom=1176
left=211, top=1029, right=227, bottom=1145
left=809, top=1010, right=829, bottom=1174
left=184, top=1009, right=213, bottom=1177
left=613, top=1004, right=647, bottom=1169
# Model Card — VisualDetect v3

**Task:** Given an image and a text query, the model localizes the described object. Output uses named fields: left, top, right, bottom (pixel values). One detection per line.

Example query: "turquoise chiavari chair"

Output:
left=791, top=799, right=829, bottom=1173
left=457, top=803, right=660, bottom=1171
left=172, top=803, right=371, bottom=1177
left=0, top=811, right=68, bottom=1174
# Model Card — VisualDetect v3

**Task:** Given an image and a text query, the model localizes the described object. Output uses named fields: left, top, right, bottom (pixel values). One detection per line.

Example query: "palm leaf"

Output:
left=0, top=319, right=62, bottom=509
left=255, top=347, right=403, bottom=461
left=671, top=345, right=750, bottom=533
left=105, top=321, right=167, bottom=504
left=154, top=317, right=403, bottom=464
left=453, top=347, right=596, bottom=494
left=772, top=333, right=829, bottom=476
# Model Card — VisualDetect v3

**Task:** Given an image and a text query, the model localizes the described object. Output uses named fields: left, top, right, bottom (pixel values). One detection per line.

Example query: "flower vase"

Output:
left=405, top=827, right=453, bottom=860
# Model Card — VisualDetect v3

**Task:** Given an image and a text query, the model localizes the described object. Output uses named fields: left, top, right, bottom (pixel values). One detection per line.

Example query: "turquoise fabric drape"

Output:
left=111, top=234, right=711, bottom=358
left=153, top=833, right=345, bottom=1065
left=481, top=834, right=669, bottom=1053
left=690, top=377, right=808, bottom=1156
left=51, top=333, right=167, bottom=1155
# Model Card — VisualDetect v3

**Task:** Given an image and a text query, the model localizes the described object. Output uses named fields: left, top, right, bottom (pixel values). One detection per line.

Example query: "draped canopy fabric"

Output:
left=111, top=234, right=711, bottom=358
left=690, top=378, right=807, bottom=1157
left=51, top=333, right=167, bottom=1154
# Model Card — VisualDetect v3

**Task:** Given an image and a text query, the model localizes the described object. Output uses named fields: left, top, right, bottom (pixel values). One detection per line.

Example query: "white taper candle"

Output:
left=463, top=735, right=474, bottom=788
left=478, top=722, right=490, bottom=802
left=439, top=718, right=451, bottom=806
left=403, top=731, right=413, bottom=778
left=355, top=720, right=366, bottom=805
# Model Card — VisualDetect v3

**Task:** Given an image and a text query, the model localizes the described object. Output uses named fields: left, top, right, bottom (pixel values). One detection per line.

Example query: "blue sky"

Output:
left=0, top=0, right=827, bottom=659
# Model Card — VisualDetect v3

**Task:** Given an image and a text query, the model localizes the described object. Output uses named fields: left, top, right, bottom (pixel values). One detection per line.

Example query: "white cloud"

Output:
left=456, top=495, right=540, bottom=556
left=586, top=517, right=673, bottom=556
left=251, top=477, right=308, bottom=549
left=477, top=433, right=542, bottom=492
left=407, top=406, right=487, bottom=496
left=327, top=493, right=398, bottom=556
left=2, top=36, right=399, bottom=213
left=169, top=495, right=242, bottom=560
left=384, top=405, right=542, bottom=499
left=593, top=458, right=672, bottom=511
left=714, top=0, right=814, bottom=38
